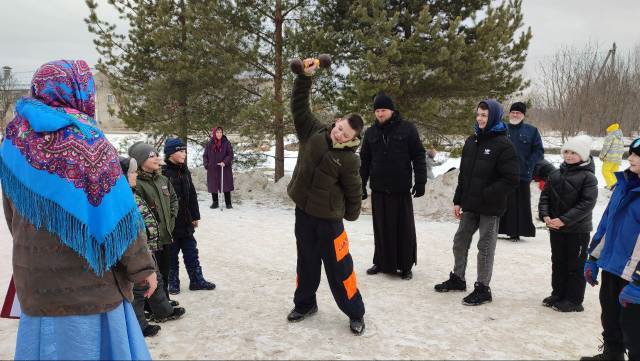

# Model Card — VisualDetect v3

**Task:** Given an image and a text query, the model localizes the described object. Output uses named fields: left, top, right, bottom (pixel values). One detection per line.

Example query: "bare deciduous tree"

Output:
left=533, top=43, right=640, bottom=139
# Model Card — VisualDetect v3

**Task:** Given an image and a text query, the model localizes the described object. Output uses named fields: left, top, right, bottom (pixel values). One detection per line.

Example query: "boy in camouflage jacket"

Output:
left=120, top=157, right=185, bottom=337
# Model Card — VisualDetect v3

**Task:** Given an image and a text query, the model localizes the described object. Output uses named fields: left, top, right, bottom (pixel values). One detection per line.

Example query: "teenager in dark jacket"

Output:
left=499, top=102, right=544, bottom=241
left=162, top=138, right=216, bottom=293
left=286, top=58, right=366, bottom=335
left=434, top=99, right=519, bottom=306
left=581, top=138, right=640, bottom=361
left=203, top=127, right=235, bottom=209
left=360, top=94, right=427, bottom=280
left=538, top=135, right=598, bottom=312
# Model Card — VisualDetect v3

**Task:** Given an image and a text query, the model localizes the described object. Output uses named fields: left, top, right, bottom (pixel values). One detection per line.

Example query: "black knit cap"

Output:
left=630, top=138, right=640, bottom=157
left=509, top=102, right=527, bottom=115
left=373, top=93, right=395, bottom=111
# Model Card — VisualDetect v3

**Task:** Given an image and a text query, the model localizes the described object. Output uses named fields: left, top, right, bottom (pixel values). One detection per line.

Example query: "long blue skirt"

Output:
left=15, top=300, right=151, bottom=360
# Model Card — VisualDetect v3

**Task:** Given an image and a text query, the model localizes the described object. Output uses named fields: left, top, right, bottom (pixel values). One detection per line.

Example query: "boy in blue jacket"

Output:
left=581, top=138, right=640, bottom=361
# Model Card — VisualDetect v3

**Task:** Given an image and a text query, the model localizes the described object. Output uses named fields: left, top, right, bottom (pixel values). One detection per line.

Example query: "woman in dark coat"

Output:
left=203, top=126, right=235, bottom=208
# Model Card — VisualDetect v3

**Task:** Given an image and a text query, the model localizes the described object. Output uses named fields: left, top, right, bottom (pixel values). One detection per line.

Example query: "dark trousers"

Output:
left=212, top=192, right=231, bottom=206
left=154, top=244, right=172, bottom=300
left=132, top=269, right=173, bottom=329
left=293, top=208, right=365, bottom=320
left=171, top=234, right=202, bottom=276
left=371, top=192, right=417, bottom=273
left=549, top=231, right=588, bottom=304
left=600, top=271, right=640, bottom=359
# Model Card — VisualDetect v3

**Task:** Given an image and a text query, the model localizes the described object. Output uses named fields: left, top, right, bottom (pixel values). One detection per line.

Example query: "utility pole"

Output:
left=596, top=42, right=616, bottom=82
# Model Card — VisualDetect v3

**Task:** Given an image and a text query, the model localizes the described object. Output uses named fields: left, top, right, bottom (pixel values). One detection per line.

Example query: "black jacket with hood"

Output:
left=453, top=99, right=519, bottom=216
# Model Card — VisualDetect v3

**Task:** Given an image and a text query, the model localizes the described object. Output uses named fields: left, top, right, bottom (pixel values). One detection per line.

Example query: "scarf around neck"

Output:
left=0, top=60, right=143, bottom=275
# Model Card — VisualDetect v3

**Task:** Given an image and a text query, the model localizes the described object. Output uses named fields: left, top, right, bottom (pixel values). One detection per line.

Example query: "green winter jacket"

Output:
left=287, top=75, right=362, bottom=221
left=136, top=170, right=178, bottom=246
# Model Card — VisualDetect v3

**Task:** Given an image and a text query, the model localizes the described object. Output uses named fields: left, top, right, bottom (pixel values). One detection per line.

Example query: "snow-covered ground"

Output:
left=0, top=190, right=613, bottom=359
left=0, top=133, right=625, bottom=359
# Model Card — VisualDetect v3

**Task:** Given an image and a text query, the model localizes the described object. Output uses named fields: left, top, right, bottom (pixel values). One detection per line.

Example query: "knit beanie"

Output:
left=373, top=93, right=395, bottom=111
left=128, top=141, right=156, bottom=167
left=561, top=135, right=592, bottom=162
left=164, top=137, right=187, bottom=157
left=509, top=102, right=527, bottom=114
left=606, top=123, right=620, bottom=133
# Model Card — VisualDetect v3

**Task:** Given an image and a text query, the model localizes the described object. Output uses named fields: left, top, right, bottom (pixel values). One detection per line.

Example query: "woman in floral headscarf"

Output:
left=0, top=60, right=156, bottom=360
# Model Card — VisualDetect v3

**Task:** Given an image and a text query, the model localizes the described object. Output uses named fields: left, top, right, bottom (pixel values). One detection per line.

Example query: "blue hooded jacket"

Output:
left=589, top=170, right=640, bottom=303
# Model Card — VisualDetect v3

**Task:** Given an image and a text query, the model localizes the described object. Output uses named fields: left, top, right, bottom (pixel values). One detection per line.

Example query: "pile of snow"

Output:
left=192, top=167, right=295, bottom=208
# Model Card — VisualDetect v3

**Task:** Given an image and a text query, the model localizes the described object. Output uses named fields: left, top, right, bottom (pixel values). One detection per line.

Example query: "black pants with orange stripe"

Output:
left=293, top=208, right=365, bottom=320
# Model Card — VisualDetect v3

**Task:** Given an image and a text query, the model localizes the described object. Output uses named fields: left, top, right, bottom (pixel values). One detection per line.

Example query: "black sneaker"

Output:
left=287, top=305, right=318, bottom=322
left=153, top=307, right=186, bottom=323
left=349, top=317, right=365, bottom=336
left=434, top=272, right=467, bottom=292
left=366, top=264, right=380, bottom=275
left=552, top=300, right=584, bottom=313
left=169, top=300, right=180, bottom=307
left=542, top=295, right=560, bottom=307
left=580, top=344, right=625, bottom=360
left=142, top=324, right=161, bottom=337
left=401, top=270, right=413, bottom=280
left=462, top=282, right=492, bottom=306
left=510, top=236, right=520, bottom=242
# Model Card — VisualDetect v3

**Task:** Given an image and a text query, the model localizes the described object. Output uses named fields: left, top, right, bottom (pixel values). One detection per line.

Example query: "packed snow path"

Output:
left=0, top=197, right=604, bottom=359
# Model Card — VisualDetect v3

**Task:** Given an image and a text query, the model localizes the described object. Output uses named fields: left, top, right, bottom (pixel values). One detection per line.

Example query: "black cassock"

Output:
left=371, top=192, right=417, bottom=273
left=498, top=180, right=536, bottom=238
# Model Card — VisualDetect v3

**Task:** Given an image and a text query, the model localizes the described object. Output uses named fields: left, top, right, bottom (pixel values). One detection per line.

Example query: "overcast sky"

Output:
left=1, top=0, right=639, bottom=84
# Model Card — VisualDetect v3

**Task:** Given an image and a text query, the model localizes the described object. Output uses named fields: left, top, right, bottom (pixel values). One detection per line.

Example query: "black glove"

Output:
left=362, top=185, right=368, bottom=200
left=412, top=183, right=425, bottom=198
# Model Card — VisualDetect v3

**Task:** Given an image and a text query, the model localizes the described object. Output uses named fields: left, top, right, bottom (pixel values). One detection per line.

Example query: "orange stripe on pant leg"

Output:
left=333, top=230, right=349, bottom=262
left=343, top=271, right=358, bottom=300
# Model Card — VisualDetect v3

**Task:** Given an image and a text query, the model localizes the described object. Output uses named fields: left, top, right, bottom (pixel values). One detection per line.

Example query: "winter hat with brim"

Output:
left=128, top=141, right=157, bottom=168
left=629, top=138, right=640, bottom=157
left=561, top=135, right=592, bottom=162
left=164, top=137, right=187, bottom=157
left=509, top=102, right=527, bottom=115
left=373, top=93, right=395, bottom=111
left=607, top=123, right=620, bottom=133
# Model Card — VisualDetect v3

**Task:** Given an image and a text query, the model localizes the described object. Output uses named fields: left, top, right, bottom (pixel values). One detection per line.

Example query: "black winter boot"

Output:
left=287, top=305, right=318, bottom=322
left=462, top=282, right=492, bottom=306
left=168, top=269, right=180, bottom=295
left=349, top=317, right=365, bottom=335
left=152, top=307, right=186, bottom=323
left=434, top=272, right=467, bottom=292
left=366, top=264, right=380, bottom=275
left=188, top=266, right=216, bottom=291
left=142, top=324, right=161, bottom=337
left=580, top=344, right=625, bottom=360
left=210, top=193, right=219, bottom=209
left=542, top=295, right=560, bottom=307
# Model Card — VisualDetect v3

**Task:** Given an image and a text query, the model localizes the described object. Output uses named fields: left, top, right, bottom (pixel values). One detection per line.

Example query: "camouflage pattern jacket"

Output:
left=134, top=191, right=160, bottom=252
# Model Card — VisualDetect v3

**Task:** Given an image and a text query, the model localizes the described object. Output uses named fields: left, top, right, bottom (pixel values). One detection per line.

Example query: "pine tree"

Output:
left=85, top=0, right=247, bottom=145
left=308, top=0, right=531, bottom=143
